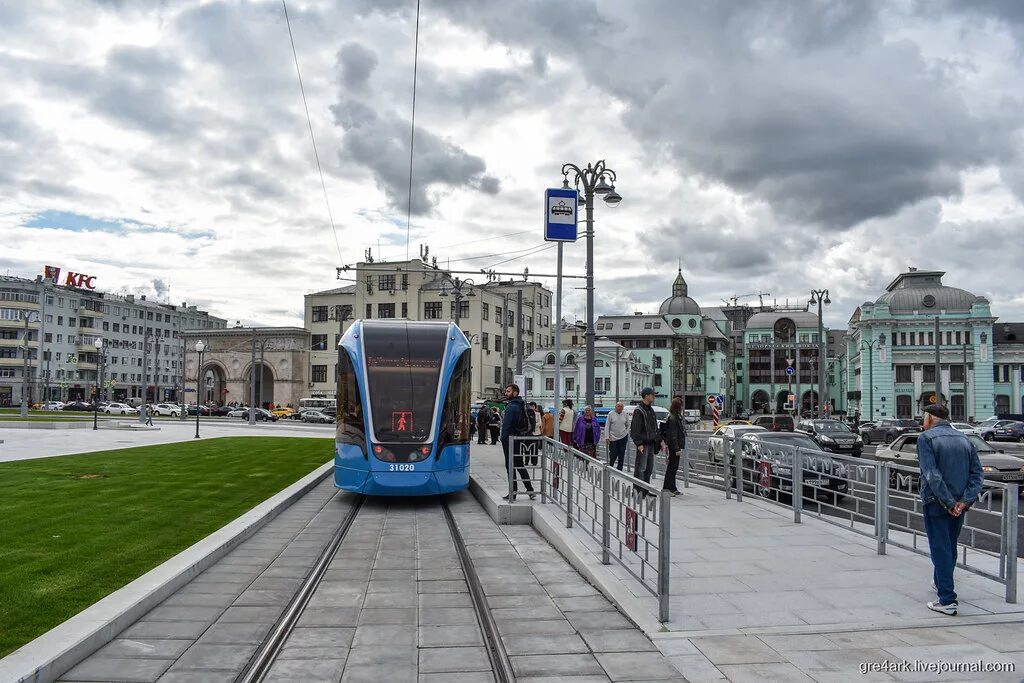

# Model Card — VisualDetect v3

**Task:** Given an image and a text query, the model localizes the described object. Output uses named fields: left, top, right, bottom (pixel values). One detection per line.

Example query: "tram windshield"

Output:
left=363, top=322, right=447, bottom=443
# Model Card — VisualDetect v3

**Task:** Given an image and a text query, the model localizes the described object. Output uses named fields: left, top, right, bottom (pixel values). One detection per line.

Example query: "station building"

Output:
left=847, top=268, right=1024, bottom=422
left=520, top=338, right=654, bottom=409
left=304, top=257, right=553, bottom=402
left=737, top=309, right=827, bottom=415
left=0, top=271, right=226, bottom=406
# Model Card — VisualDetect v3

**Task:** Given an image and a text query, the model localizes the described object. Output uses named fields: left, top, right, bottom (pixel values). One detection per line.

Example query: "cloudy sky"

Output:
left=2, top=0, right=1023, bottom=329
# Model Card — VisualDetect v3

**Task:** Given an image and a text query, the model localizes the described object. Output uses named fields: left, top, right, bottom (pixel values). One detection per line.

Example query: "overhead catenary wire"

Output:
left=281, top=0, right=343, bottom=263
left=405, top=0, right=422, bottom=262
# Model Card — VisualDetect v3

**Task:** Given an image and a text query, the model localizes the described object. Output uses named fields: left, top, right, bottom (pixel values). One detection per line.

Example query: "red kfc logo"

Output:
left=63, top=272, right=97, bottom=289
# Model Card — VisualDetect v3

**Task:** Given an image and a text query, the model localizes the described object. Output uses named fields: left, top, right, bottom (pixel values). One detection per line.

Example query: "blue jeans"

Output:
left=608, top=437, right=628, bottom=470
left=923, top=501, right=966, bottom=605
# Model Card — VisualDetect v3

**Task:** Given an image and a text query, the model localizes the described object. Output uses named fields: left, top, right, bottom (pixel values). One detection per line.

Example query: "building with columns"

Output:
left=521, top=339, right=653, bottom=409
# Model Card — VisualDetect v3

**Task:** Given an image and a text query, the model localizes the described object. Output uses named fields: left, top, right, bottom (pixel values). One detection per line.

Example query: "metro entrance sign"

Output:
left=543, top=188, right=579, bottom=242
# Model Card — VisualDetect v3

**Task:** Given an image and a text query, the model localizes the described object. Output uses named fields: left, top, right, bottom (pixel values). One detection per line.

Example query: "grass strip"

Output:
left=0, top=437, right=332, bottom=657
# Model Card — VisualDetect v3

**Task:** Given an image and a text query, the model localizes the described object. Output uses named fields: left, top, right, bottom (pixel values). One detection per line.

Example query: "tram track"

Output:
left=234, top=494, right=515, bottom=683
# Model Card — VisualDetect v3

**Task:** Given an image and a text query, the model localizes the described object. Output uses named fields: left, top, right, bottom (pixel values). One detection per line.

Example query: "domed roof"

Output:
left=875, top=269, right=979, bottom=313
left=659, top=269, right=700, bottom=315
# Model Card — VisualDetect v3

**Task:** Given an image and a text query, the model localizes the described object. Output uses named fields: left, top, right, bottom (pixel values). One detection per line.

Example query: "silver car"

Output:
left=707, top=425, right=767, bottom=465
left=874, top=433, right=1024, bottom=488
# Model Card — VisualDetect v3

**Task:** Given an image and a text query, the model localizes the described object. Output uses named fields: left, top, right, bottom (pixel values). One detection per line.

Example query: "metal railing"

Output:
left=509, top=436, right=671, bottom=621
left=684, top=431, right=1019, bottom=602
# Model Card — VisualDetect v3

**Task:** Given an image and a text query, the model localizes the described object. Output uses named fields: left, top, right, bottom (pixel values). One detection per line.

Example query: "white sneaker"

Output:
left=927, top=600, right=958, bottom=616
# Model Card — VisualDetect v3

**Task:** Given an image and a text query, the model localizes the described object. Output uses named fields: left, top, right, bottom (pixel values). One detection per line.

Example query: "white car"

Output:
left=951, top=422, right=981, bottom=437
left=707, top=425, right=767, bottom=464
left=102, top=402, right=138, bottom=415
left=152, top=403, right=182, bottom=417
left=42, top=401, right=65, bottom=411
left=226, top=407, right=251, bottom=418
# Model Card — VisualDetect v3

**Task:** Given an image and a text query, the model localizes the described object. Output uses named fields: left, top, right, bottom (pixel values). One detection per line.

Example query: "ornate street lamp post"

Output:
left=560, top=160, right=622, bottom=409
left=809, top=289, right=830, bottom=417
left=438, top=276, right=476, bottom=327
left=194, top=340, right=206, bottom=439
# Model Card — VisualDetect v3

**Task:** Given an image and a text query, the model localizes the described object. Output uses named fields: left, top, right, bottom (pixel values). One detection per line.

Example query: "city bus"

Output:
left=299, top=397, right=336, bottom=411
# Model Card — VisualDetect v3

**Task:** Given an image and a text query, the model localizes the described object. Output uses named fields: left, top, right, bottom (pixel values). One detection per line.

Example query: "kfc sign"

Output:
left=44, top=265, right=97, bottom=289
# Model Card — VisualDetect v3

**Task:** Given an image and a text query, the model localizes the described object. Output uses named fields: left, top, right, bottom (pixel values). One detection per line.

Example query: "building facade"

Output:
left=847, top=269, right=1024, bottom=422
left=0, top=273, right=226, bottom=406
left=521, top=339, right=653, bottom=408
left=304, top=258, right=553, bottom=402
left=738, top=310, right=827, bottom=415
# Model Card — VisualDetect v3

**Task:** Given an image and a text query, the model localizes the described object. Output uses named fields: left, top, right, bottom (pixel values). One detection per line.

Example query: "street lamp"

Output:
left=194, top=340, right=206, bottom=439
left=438, top=276, right=476, bottom=327
left=561, top=160, right=622, bottom=409
left=861, top=334, right=884, bottom=421
left=809, top=289, right=830, bottom=417
left=92, top=338, right=105, bottom=430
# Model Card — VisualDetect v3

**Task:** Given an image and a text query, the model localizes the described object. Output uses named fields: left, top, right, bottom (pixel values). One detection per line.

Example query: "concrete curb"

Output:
left=469, top=474, right=663, bottom=635
left=0, top=461, right=334, bottom=683
left=0, top=421, right=94, bottom=430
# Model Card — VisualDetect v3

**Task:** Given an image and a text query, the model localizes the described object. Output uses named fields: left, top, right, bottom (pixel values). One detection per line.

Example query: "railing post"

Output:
left=540, top=439, right=548, bottom=504
left=682, top=442, right=690, bottom=489
left=1006, top=483, right=1018, bottom=603
left=792, top=448, right=803, bottom=524
left=566, top=444, right=574, bottom=529
left=733, top=438, right=743, bottom=503
left=601, top=463, right=611, bottom=565
left=876, top=461, right=889, bottom=556
left=658, top=489, right=671, bottom=622
left=508, top=437, right=516, bottom=501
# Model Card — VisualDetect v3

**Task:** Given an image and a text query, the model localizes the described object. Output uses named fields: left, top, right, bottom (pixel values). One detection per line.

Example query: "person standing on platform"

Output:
left=558, top=399, right=575, bottom=446
left=541, top=406, right=555, bottom=439
left=662, top=397, right=686, bottom=496
left=630, top=388, right=662, bottom=493
left=605, top=402, right=629, bottom=471
left=476, top=407, right=490, bottom=444
left=572, top=405, right=602, bottom=458
left=500, top=384, right=535, bottom=501
left=488, top=407, right=501, bottom=445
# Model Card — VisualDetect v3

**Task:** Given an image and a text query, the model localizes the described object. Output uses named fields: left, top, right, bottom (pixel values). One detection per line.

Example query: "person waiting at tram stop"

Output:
left=630, top=387, right=662, bottom=496
left=572, top=406, right=602, bottom=459
left=499, top=383, right=535, bottom=501
left=541, top=404, right=555, bottom=439
left=605, top=402, right=629, bottom=471
left=558, top=399, right=575, bottom=446
left=488, top=407, right=502, bottom=444
left=476, top=406, right=490, bottom=444
left=661, top=397, right=687, bottom=496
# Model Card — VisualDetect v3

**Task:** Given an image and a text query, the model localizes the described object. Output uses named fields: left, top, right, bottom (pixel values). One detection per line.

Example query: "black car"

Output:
left=186, top=405, right=212, bottom=416
left=990, top=421, right=1024, bottom=443
left=209, top=405, right=235, bottom=417
left=798, top=419, right=864, bottom=457
left=61, top=401, right=94, bottom=411
left=860, top=418, right=921, bottom=445
left=750, top=414, right=795, bottom=432
left=737, top=432, right=849, bottom=503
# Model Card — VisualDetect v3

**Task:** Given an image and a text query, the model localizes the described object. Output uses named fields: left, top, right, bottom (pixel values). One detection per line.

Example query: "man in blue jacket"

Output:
left=917, top=404, right=984, bottom=615
left=499, top=383, right=535, bottom=501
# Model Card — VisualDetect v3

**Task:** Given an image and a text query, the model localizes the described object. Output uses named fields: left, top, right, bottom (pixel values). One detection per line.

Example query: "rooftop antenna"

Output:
left=364, top=247, right=374, bottom=263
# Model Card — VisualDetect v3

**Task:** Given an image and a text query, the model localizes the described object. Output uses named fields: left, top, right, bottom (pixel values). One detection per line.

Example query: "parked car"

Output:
left=684, top=409, right=702, bottom=425
left=874, top=433, right=1024, bottom=488
left=271, top=407, right=296, bottom=419
left=980, top=420, right=1021, bottom=441
left=706, top=424, right=767, bottom=465
left=102, top=402, right=138, bottom=415
left=186, top=404, right=212, bottom=416
left=736, top=432, right=849, bottom=503
left=859, top=418, right=921, bottom=445
left=750, top=414, right=795, bottom=432
left=226, top=406, right=250, bottom=418
left=951, top=422, right=981, bottom=437
left=797, top=419, right=864, bottom=457
left=301, top=409, right=335, bottom=424
left=989, top=421, right=1024, bottom=443
left=152, top=403, right=182, bottom=417
left=41, top=401, right=65, bottom=410
left=230, top=407, right=277, bottom=421
left=61, top=401, right=94, bottom=411
left=206, top=405, right=233, bottom=416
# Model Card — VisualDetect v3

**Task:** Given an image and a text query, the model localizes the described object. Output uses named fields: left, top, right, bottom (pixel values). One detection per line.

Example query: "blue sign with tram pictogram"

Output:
left=544, top=187, right=579, bottom=242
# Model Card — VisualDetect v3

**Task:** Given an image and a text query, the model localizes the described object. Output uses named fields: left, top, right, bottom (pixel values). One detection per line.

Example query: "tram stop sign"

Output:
left=544, top=188, right=579, bottom=242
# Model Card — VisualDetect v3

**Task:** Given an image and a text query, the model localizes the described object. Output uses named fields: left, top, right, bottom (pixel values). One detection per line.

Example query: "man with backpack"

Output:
left=630, top=387, right=662, bottom=494
left=500, top=383, right=535, bottom=501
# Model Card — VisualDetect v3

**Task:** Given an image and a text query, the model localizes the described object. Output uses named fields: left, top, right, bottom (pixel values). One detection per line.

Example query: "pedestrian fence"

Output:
left=683, top=431, right=1019, bottom=603
left=509, top=436, right=671, bottom=622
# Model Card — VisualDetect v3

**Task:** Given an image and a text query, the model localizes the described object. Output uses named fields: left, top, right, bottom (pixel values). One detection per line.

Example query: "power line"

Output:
left=447, top=243, right=548, bottom=264
left=434, top=228, right=535, bottom=249
left=487, top=243, right=556, bottom=269
left=281, top=0, right=343, bottom=263
left=405, top=0, right=422, bottom=262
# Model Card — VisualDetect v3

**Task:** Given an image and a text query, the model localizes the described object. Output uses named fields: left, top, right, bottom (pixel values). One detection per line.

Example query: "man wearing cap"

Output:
left=630, top=388, right=662, bottom=491
left=918, top=403, right=984, bottom=616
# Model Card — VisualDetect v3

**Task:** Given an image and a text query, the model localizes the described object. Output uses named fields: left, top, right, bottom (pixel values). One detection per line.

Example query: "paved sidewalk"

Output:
left=0, top=419, right=333, bottom=462
left=471, top=443, right=1024, bottom=682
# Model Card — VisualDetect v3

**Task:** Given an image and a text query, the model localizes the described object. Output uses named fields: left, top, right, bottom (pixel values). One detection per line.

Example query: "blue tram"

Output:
left=334, top=319, right=472, bottom=496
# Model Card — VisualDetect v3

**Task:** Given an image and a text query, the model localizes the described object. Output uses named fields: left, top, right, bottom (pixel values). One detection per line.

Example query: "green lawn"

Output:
left=0, top=437, right=332, bottom=657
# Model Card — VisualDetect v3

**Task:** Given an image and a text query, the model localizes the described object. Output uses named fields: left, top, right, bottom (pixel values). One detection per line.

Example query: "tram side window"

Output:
left=440, top=351, right=471, bottom=447
left=337, top=349, right=365, bottom=449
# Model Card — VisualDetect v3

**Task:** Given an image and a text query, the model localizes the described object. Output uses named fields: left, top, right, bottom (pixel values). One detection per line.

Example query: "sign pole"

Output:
left=544, top=185, right=577, bottom=437
left=553, top=243, right=563, bottom=434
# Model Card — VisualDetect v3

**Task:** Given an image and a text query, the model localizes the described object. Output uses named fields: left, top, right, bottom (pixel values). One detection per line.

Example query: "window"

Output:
left=365, top=304, right=372, bottom=319
left=482, top=303, right=489, bottom=320
left=147, top=312, right=153, bottom=320
left=653, top=322, right=661, bottom=329
left=965, top=331, right=971, bottom=344
left=644, top=322, right=652, bottom=329
left=424, top=302, right=442, bottom=319
left=891, top=332, right=897, bottom=346
left=623, top=322, right=630, bottom=330
left=545, top=377, right=554, bottom=391
left=545, top=353, right=555, bottom=365
left=312, top=305, right=329, bottom=322
left=506, top=339, right=514, bottom=356
left=918, top=332, right=925, bottom=345
left=895, top=365, right=912, bottom=382
left=378, top=303, right=395, bottom=319
left=946, top=331, right=952, bottom=346
left=112, top=323, right=120, bottom=333
left=653, top=356, right=662, bottom=368
left=495, top=306, right=502, bottom=321
left=653, top=339, right=667, bottom=348
left=495, top=335, right=502, bottom=352
left=482, top=332, right=489, bottom=348
left=439, top=351, right=471, bottom=446
left=57, top=316, right=63, bottom=325
left=337, top=349, right=365, bottom=450
left=378, top=274, right=396, bottom=291
left=494, top=366, right=502, bottom=384
left=955, top=331, right=962, bottom=345
left=928, top=332, right=934, bottom=346
left=312, top=365, right=328, bottom=383
left=653, top=373, right=662, bottom=387
left=401, top=273, right=409, bottom=290
left=102, top=321, right=109, bottom=331
left=924, top=365, right=936, bottom=382
left=950, top=365, right=964, bottom=382
left=525, top=377, right=534, bottom=391
left=311, top=334, right=328, bottom=351
left=449, top=300, right=469, bottom=319
left=565, top=377, right=574, bottom=392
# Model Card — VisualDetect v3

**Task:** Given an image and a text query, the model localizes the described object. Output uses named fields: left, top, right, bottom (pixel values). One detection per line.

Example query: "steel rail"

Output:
left=441, top=500, right=515, bottom=683
left=235, top=494, right=365, bottom=683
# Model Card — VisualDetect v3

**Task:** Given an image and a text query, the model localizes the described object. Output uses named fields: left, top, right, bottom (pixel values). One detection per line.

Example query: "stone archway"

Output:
left=751, top=389, right=769, bottom=413
left=801, top=390, right=818, bottom=415
left=242, top=362, right=276, bottom=408
left=776, top=390, right=790, bottom=413
left=200, top=362, right=228, bottom=405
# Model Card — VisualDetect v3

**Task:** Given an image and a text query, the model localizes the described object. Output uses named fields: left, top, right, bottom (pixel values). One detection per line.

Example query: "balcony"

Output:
left=79, top=304, right=106, bottom=317
left=0, top=291, right=39, bottom=308
left=0, top=317, right=39, bottom=329
left=0, top=356, right=27, bottom=367
left=76, top=361, right=97, bottom=371
left=0, top=338, right=37, bottom=348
